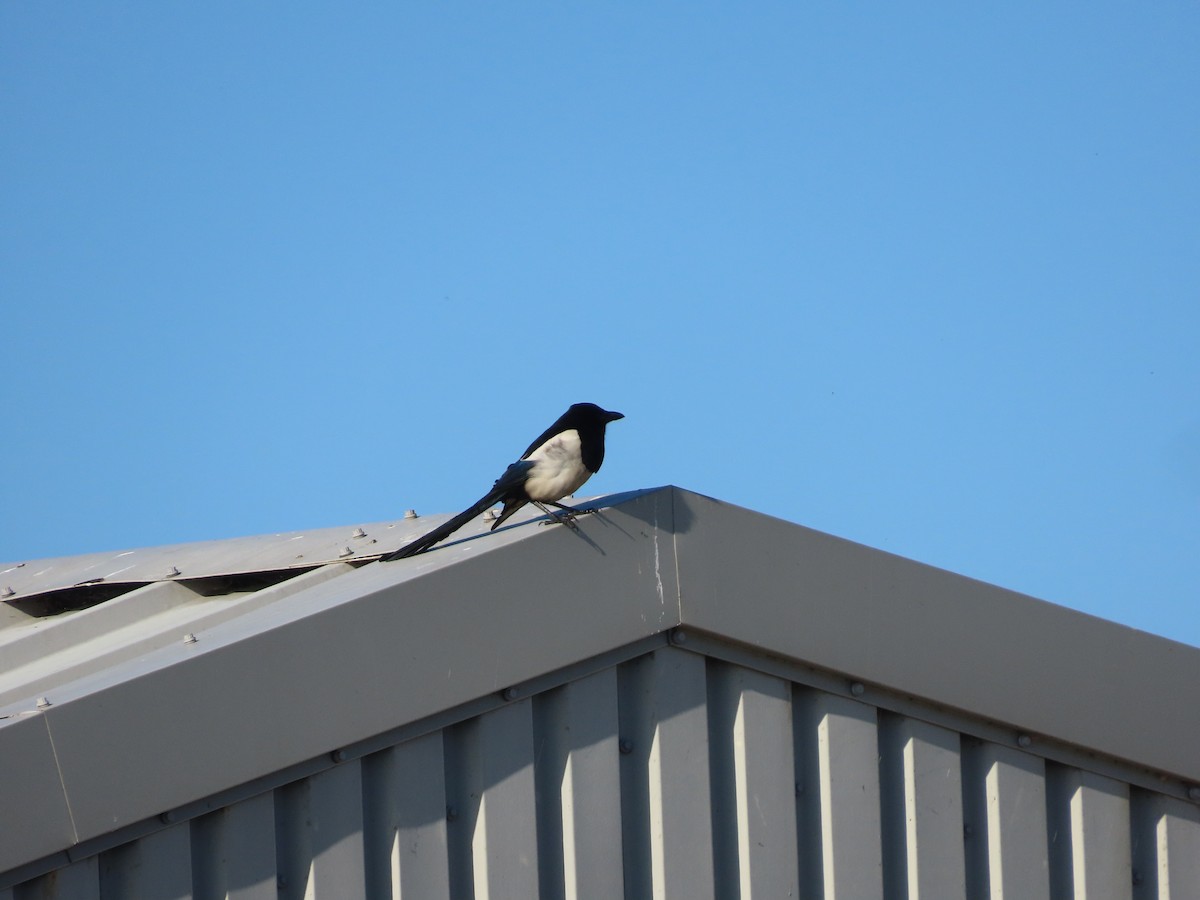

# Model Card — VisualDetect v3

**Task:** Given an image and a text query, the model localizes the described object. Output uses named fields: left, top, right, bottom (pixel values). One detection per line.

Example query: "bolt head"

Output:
left=849, top=682, right=866, bottom=697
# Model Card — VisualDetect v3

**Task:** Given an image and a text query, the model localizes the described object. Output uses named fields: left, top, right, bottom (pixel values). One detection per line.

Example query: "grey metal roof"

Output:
left=0, top=497, right=587, bottom=600
left=2, top=485, right=1199, bottom=894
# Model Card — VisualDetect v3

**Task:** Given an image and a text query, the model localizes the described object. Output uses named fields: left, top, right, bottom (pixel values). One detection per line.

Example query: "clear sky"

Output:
left=3, top=5, right=1198, bottom=646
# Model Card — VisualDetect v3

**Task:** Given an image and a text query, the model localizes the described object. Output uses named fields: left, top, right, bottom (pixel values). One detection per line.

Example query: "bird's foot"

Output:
left=543, top=511, right=579, bottom=530
left=533, top=501, right=581, bottom=530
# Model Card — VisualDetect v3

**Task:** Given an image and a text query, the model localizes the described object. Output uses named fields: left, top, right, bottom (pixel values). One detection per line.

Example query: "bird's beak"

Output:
left=606, top=410, right=625, bottom=422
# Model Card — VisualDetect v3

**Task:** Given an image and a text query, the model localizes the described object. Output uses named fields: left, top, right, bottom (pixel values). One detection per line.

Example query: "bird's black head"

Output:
left=560, top=403, right=623, bottom=473
left=569, top=402, right=625, bottom=425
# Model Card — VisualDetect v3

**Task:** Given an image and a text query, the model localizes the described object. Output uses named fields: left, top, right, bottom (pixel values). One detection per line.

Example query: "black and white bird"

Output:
left=379, top=403, right=624, bottom=561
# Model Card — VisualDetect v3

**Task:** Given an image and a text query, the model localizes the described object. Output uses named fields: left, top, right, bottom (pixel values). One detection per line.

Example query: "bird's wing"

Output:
left=492, top=459, right=535, bottom=494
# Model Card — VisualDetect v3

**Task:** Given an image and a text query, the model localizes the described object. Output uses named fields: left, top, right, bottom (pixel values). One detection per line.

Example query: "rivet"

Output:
left=404, top=509, right=418, bottom=519
left=338, top=546, right=354, bottom=558
left=672, top=629, right=687, bottom=645
left=331, top=748, right=347, bottom=763
left=183, top=633, right=198, bottom=645
left=1017, top=734, right=1032, bottom=748
left=352, top=527, right=367, bottom=539
left=619, top=738, right=634, bottom=754
left=1, top=586, right=14, bottom=598
left=159, top=810, right=175, bottom=824
left=446, top=804, right=458, bottom=822
left=166, top=566, right=181, bottom=577
left=849, top=682, right=866, bottom=697
left=36, top=696, right=51, bottom=709
left=1187, top=786, right=1200, bottom=802
left=502, top=687, right=518, bottom=701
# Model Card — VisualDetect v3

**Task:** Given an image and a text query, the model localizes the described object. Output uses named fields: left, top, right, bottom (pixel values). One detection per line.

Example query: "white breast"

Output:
left=522, top=429, right=591, bottom=501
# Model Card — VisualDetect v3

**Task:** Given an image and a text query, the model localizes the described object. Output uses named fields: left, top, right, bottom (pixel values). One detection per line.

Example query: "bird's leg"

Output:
left=531, top=501, right=579, bottom=530
left=549, top=501, right=600, bottom=518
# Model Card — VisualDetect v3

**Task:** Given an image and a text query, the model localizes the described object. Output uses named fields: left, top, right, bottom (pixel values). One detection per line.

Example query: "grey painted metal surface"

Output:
left=624, top=646, right=715, bottom=899
left=6, top=647, right=1199, bottom=898
left=888, top=716, right=967, bottom=897
left=537, top=667, right=625, bottom=898
left=0, top=566, right=355, bottom=712
left=0, top=495, right=612, bottom=600
left=709, top=664, right=798, bottom=898
left=0, top=711, right=73, bottom=873
left=0, top=520, right=397, bottom=597
left=979, top=742, right=1051, bottom=898
left=670, top=488, right=1200, bottom=786
left=2, top=486, right=1200, bottom=897
left=0, top=489, right=676, bottom=861
left=808, top=690, right=884, bottom=898
left=364, top=730, right=451, bottom=898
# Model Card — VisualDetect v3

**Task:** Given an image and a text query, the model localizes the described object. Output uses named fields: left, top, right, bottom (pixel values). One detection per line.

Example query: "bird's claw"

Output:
left=539, top=511, right=580, bottom=530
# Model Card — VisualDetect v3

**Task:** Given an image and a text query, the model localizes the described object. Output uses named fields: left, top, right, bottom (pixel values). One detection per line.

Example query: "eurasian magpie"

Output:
left=379, top=402, right=624, bottom=561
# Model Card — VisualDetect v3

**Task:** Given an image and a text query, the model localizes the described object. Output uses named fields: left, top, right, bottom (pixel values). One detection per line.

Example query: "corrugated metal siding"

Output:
left=7, top=646, right=1199, bottom=899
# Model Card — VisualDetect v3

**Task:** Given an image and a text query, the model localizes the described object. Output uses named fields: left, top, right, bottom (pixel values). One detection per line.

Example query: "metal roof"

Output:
left=2, top=485, right=1199, bottom=895
left=0, top=497, right=597, bottom=600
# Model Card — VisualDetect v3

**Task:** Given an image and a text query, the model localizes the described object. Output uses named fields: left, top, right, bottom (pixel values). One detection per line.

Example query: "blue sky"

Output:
left=3, top=5, right=1198, bottom=645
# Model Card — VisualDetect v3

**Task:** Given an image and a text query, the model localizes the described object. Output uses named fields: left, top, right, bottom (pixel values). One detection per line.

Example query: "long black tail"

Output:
left=378, top=488, right=504, bottom=561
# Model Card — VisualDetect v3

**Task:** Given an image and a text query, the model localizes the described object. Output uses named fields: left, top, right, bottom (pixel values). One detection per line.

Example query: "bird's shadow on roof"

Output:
left=405, top=487, right=691, bottom=560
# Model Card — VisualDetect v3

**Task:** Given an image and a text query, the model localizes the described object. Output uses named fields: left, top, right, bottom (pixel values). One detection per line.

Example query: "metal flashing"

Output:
left=669, top=489, right=1200, bottom=786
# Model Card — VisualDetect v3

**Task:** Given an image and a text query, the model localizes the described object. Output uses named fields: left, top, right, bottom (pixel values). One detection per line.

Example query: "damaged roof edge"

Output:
left=0, top=490, right=657, bottom=603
